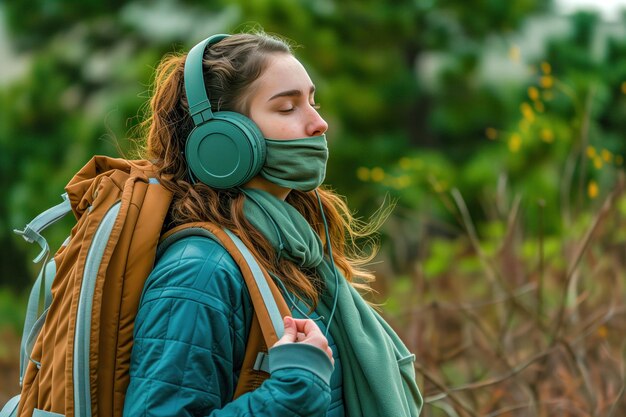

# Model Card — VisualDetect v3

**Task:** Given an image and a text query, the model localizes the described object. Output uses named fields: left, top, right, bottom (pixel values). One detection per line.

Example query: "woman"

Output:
left=123, top=31, right=422, bottom=417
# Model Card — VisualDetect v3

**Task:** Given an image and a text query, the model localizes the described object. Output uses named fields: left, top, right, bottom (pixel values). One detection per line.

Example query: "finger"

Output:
left=283, top=316, right=298, bottom=339
left=290, top=318, right=312, bottom=333
left=274, top=316, right=297, bottom=346
left=301, top=318, right=322, bottom=336
left=299, top=332, right=331, bottom=359
left=290, top=318, right=323, bottom=337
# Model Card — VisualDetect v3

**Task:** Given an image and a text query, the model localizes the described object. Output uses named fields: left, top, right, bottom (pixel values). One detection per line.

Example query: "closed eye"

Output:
left=276, top=100, right=319, bottom=114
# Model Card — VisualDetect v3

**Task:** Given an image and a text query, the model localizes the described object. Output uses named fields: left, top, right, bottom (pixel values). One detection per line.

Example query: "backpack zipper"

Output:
left=73, top=201, right=121, bottom=417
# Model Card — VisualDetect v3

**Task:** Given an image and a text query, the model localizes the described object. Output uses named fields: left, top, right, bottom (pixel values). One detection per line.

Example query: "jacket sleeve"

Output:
left=122, top=236, right=332, bottom=417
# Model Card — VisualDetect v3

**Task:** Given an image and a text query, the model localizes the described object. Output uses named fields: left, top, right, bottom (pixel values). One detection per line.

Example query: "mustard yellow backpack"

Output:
left=2, top=156, right=289, bottom=417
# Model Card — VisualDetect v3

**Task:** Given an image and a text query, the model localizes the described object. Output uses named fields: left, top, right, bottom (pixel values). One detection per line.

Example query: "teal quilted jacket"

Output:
left=123, top=235, right=344, bottom=417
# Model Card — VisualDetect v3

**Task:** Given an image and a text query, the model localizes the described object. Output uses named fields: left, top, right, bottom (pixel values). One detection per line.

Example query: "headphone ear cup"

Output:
left=185, top=111, right=266, bottom=189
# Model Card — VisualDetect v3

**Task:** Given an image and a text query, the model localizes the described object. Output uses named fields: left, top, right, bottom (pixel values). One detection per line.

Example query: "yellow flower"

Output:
left=356, top=167, right=370, bottom=182
left=601, top=149, right=612, bottom=163
left=371, top=167, right=385, bottom=182
left=520, top=102, right=535, bottom=122
left=588, top=180, right=599, bottom=199
left=586, top=146, right=596, bottom=158
left=540, top=76, right=553, bottom=89
left=540, top=129, right=554, bottom=143
left=541, top=62, right=552, bottom=74
left=616, top=155, right=624, bottom=166
left=399, top=157, right=412, bottom=170
left=534, top=101, right=545, bottom=113
left=509, top=134, right=522, bottom=152
left=528, top=86, right=540, bottom=101
left=485, top=127, right=498, bottom=140
left=593, top=156, right=603, bottom=170
left=509, top=46, right=521, bottom=62
left=395, top=176, right=411, bottom=189
left=621, top=82, right=626, bottom=94
left=597, top=325, right=608, bottom=339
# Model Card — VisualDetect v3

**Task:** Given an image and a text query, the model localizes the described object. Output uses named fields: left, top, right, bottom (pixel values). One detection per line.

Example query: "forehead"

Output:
left=252, top=53, right=315, bottom=98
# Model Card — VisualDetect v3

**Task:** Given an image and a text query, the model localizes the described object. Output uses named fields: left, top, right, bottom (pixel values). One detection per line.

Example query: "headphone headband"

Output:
left=184, top=34, right=230, bottom=126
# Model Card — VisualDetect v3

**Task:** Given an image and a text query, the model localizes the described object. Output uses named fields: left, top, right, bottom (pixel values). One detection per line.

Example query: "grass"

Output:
left=380, top=175, right=626, bottom=416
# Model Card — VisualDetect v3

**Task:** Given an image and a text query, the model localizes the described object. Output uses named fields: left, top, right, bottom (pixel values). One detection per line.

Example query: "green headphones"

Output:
left=183, top=34, right=266, bottom=189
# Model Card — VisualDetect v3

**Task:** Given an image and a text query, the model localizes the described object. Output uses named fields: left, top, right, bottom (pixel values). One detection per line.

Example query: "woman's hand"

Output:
left=274, top=316, right=334, bottom=365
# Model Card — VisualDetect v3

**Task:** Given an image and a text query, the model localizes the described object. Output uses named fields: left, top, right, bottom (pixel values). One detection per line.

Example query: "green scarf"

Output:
left=242, top=188, right=423, bottom=417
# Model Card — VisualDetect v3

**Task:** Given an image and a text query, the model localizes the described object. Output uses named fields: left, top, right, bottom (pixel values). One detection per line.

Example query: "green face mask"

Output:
left=260, top=135, right=328, bottom=191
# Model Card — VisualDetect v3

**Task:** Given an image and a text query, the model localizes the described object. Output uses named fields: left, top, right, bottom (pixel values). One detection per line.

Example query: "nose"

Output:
left=307, top=107, right=329, bottom=137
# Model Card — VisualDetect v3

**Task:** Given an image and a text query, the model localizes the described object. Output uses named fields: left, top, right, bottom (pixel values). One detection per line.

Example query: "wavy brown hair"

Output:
left=137, top=32, right=381, bottom=306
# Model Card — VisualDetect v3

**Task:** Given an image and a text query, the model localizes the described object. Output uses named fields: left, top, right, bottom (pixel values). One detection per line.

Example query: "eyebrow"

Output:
left=268, top=85, right=316, bottom=102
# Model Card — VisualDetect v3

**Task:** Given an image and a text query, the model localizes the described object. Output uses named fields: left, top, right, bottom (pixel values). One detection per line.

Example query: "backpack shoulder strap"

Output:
left=13, top=194, right=72, bottom=387
left=160, top=222, right=291, bottom=397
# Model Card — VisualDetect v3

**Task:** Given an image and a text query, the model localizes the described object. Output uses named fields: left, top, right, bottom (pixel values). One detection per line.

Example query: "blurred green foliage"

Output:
left=1, top=0, right=625, bottom=292
left=1, top=0, right=564, bottom=291
left=0, top=1, right=625, bottom=285
left=360, top=9, right=626, bottom=241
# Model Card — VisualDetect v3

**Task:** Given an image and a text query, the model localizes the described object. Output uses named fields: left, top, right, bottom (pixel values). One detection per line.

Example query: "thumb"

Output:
left=274, top=316, right=296, bottom=346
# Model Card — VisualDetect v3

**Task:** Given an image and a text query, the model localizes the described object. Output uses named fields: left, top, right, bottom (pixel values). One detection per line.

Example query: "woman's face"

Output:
left=247, top=53, right=328, bottom=140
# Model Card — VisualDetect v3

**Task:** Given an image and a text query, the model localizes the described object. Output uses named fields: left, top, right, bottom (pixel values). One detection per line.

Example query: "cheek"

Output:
left=250, top=117, right=274, bottom=138
left=252, top=114, right=295, bottom=139
left=248, top=105, right=307, bottom=140
left=248, top=110, right=271, bottom=136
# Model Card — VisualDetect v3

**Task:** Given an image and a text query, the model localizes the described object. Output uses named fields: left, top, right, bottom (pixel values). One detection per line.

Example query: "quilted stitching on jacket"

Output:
left=123, top=236, right=343, bottom=417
